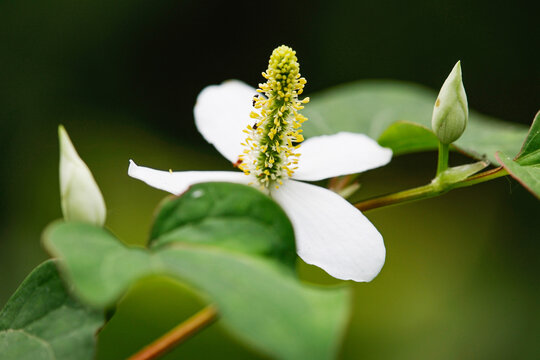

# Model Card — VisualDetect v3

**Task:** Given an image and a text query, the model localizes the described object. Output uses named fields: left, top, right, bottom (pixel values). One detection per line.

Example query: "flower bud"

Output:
left=432, top=61, right=468, bottom=144
left=58, top=125, right=106, bottom=225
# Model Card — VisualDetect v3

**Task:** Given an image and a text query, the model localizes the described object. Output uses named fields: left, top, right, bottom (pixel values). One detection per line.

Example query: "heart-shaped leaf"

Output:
left=150, top=182, right=296, bottom=267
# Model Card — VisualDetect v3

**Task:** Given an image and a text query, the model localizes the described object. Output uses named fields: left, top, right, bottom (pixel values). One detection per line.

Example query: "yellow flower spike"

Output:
left=238, top=45, right=308, bottom=188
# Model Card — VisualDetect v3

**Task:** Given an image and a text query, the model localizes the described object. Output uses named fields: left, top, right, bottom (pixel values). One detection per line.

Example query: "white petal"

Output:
left=292, top=132, right=393, bottom=181
left=273, top=180, right=385, bottom=282
left=194, top=80, right=258, bottom=163
left=128, top=160, right=249, bottom=195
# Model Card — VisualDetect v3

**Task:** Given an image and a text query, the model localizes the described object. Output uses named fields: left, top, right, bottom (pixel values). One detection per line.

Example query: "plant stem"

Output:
left=354, top=166, right=508, bottom=212
left=354, top=183, right=440, bottom=212
left=128, top=305, right=218, bottom=360
left=436, top=142, right=450, bottom=176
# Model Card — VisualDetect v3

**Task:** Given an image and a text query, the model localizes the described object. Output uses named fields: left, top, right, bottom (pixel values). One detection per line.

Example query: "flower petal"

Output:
left=273, top=179, right=385, bottom=282
left=292, top=132, right=392, bottom=181
left=128, top=160, right=249, bottom=195
left=194, top=80, right=258, bottom=163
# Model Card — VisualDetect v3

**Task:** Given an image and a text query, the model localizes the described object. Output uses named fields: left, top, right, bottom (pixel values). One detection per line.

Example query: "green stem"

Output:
left=436, top=142, right=450, bottom=176
left=354, top=166, right=508, bottom=212
left=354, top=183, right=440, bottom=212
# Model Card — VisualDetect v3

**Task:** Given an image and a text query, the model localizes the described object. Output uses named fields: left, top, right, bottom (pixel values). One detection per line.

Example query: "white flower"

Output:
left=59, top=125, right=106, bottom=226
left=129, top=47, right=392, bottom=281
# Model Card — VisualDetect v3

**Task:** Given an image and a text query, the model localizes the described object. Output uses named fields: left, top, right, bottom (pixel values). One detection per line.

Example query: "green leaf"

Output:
left=303, top=80, right=527, bottom=164
left=43, top=222, right=155, bottom=306
left=378, top=121, right=440, bottom=155
left=44, top=222, right=350, bottom=360
left=0, top=260, right=103, bottom=360
left=515, top=111, right=540, bottom=166
left=160, top=247, right=349, bottom=360
left=495, top=112, right=540, bottom=199
left=496, top=152, right=540, bottom=199
left=150, top=182, right=296, bottom=267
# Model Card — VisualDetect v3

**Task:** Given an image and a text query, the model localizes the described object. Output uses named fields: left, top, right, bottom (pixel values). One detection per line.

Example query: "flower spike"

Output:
left=238, top=45, right=309, bottom=189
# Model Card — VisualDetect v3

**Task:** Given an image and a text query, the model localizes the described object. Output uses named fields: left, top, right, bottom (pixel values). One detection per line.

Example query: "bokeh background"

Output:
left=1, top=0, right=538, bottom=359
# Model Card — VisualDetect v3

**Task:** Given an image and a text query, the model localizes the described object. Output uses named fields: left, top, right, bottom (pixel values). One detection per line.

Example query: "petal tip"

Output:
left=275, top=180, right=387, bottom=282
left=127, top=159, right=138, bottom=176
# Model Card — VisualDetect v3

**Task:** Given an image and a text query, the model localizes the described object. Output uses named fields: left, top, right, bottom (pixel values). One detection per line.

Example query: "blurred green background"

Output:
left=1, top=0, right=538, bottom=359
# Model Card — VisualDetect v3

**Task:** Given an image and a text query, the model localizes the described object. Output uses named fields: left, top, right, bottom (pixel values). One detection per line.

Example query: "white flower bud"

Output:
left=58, top=125, right=106, bottom=226
left=432, top=61, right=468, bottom=144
